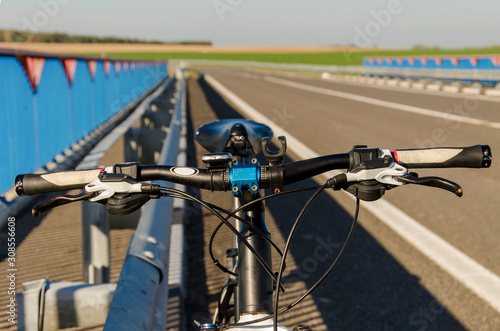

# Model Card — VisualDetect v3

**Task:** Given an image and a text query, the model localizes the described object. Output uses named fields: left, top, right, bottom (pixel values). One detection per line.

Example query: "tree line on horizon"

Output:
left=0, top=30, right=212, bottom=45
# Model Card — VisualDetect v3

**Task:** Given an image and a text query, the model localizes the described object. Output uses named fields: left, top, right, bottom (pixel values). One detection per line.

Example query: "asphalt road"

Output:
left=184, top=68, right=500, bottom=330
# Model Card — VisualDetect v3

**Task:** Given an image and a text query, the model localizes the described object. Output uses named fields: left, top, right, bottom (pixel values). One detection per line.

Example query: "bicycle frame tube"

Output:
left=228, top=153, right=273, bottom=320
left=237, top=190, right=273, bottom=316
left=231, top=153, right=244, bottom=322
left=231, top=194, right=242, bottom=321
left=210, top=122, right=274, bottom=323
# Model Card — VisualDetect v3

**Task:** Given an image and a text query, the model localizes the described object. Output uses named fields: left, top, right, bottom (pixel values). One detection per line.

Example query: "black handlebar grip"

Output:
left=15, top=169, right=102, bottom=196
left=393, top=145, right=492, bottom=169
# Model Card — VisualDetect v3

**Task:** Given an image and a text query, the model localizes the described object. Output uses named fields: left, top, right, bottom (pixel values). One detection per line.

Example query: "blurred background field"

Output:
left=2, top=41, right=500, bottom=65
left=96, top=47, right=500, bottom=65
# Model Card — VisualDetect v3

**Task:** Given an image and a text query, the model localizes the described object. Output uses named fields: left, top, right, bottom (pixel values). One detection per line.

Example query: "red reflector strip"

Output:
left=392, top=150, right=399, bottom=163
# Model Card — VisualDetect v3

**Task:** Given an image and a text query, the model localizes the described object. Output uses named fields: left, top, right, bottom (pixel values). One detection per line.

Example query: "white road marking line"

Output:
left=263, top=76, right=500, bottom=130
left=204, top=73, right=500, bottom=314
left=211, top=66, right=500, bottom=102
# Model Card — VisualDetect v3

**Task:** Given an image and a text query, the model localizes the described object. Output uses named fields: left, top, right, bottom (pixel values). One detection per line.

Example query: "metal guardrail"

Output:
left=103, top=71, right=186, bottom=330
left=17, top=72, right=184, bottom=330
left=345, top=67, right=500, bottom=82
left=174, top=59, right=500, bottom=85
left=16, top=75, right=176, bottom=330
left=78, top=77, right=175, bottom=285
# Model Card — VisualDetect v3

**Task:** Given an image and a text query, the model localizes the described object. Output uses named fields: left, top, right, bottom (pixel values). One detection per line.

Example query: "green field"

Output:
left=86, top=48, right=500, bottom=66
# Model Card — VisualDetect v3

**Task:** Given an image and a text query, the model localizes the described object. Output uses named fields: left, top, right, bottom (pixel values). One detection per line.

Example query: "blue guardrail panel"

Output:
left=35, top=58, right=72, bottom=166
left=93, top=61, right=108, bottom=126
left=71, top=60, right=94, bottom=140
left=106, top=63, right=118, bottom=117
left=0, top=56, right=38, bottom=193
left=477, top=57, right=499, bottom=87
left=456, top=58, right=475, bottom=84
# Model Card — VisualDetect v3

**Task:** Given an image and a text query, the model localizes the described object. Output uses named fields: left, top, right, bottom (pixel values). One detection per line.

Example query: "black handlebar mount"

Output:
left=261, top=136, right=287, bottom=194
left=343, top=145, right=388, bottom=201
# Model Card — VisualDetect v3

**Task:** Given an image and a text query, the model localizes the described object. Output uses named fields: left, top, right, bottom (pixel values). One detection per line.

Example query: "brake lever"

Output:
left=396, top=172, right=463, bottom=197
left=32, top=190, right=98, bottom=217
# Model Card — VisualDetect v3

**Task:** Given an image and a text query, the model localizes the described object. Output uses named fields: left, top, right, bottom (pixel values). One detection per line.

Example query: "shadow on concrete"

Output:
left=0, top=194, right=56, bottom=261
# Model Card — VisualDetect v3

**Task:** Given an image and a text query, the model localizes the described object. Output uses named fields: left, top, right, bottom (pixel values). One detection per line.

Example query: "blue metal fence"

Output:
left=0, top=50, right=168, bottom=194
left=72, top=60, right=94, bottom=139
left=363, top=55, right=500, bottom=86
left=1, top=57, right=37, bottom=191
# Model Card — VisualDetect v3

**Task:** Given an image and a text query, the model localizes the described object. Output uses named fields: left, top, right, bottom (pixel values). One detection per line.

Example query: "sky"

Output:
left=0, top=0, right=499, bottom=49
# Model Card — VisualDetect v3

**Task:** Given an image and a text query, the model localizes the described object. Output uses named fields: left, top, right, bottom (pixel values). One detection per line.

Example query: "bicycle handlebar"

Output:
left=15, top=145, right=491, bottom=196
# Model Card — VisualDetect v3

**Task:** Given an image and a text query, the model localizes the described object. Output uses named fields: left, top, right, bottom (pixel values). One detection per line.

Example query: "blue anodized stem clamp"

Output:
left=229, top=158, right=261, bottom=196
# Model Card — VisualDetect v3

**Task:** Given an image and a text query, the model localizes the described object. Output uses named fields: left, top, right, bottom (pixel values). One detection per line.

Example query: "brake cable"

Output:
left=229, top=198, right=360, bottom=329
left=163, top=191, right=284, bottom=277
left=163, top=176, right=359, bottom=329
left=158, top=186, right=280, bottom=284
left=272, top=182, right=330, bottom=330
left=223, top=174, right=359, bottom=329
left=207, top=186, right=323, bottom=275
